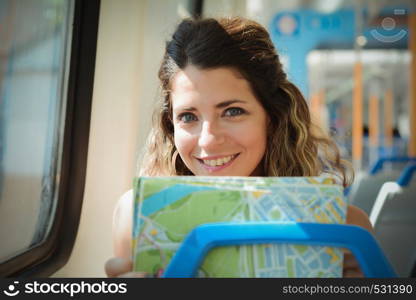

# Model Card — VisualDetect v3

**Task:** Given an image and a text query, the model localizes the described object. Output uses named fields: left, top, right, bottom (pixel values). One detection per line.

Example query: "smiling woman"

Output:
left=105, top=16, right=373, bottom=278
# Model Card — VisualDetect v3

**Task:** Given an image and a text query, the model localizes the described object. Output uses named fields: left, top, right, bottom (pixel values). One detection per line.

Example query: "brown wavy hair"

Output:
left=138, top=17, right=353, bottom=187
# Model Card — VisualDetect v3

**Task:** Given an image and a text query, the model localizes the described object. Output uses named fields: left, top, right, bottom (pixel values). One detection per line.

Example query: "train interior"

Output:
left=0, top=0, right=415, bottom=277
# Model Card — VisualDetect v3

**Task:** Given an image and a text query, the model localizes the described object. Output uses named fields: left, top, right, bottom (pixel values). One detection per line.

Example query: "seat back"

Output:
left=349, top=170, right=402, bottom=214
left=349, top=156, right=416, bottom=215
left=371, top=165, right=416, bottom=277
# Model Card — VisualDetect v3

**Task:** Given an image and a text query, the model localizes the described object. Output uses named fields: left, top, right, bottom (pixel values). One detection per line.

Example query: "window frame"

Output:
left=0, top=0, right=100, bottom=277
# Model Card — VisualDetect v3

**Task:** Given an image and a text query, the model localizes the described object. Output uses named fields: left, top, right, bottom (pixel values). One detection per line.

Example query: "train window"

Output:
left=0, top=0, right=73, bottom=263
left=0, top=0, right=99, bottom=276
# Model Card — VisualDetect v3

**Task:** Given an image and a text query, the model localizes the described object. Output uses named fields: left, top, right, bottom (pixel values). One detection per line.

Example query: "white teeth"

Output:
left=202, top=155, right=235, bottom=167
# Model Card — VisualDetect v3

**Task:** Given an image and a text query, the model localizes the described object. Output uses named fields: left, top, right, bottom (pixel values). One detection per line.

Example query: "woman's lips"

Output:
left=196, top=153, right=240, bottom=172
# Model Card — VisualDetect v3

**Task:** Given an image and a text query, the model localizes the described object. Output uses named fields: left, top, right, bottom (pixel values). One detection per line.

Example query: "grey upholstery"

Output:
left=348, top=170, right=402, bottom=214
left=371, top=181, right=416, bottom=277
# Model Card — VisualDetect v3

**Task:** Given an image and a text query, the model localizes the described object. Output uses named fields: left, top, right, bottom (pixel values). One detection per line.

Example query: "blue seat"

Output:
left=162, top=222, right=396, bottom=278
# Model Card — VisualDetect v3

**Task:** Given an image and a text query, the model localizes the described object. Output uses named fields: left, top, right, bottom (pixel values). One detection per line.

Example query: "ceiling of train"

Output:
left=239, top=0, right=413, bottom=124
left=264, top=0, right=413, bottom=14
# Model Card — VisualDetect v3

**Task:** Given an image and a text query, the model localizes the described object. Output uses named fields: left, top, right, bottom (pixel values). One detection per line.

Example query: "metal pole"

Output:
left=352, top=2, right=364, bottom=170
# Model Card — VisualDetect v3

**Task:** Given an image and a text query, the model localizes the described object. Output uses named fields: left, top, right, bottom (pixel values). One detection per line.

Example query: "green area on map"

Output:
left=133, top=176, right=346, bottom=277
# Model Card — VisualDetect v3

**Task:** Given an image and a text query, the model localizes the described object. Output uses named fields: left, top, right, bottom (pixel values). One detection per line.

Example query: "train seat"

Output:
left=348, top=170, right=402, bottom=214
left=348, top=157, right=416, bottom=214
left=370, top=164, right=416, bottom=277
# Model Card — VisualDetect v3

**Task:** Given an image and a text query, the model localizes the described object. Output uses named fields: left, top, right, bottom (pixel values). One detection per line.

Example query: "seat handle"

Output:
left=163, top=222, right=397, bottom=278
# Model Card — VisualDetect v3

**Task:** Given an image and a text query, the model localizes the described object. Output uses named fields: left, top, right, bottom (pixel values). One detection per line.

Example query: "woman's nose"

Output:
left=198, top=121, right=225, bottom=149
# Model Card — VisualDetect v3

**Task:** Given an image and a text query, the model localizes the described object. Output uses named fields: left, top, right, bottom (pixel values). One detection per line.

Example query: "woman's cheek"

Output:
left=237, top=121, right=267, bottom=146
left=174, top=128, right=195, bottom=160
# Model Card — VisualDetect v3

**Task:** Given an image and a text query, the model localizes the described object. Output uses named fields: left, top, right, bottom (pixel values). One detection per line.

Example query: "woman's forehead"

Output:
left=170, top=65, right=255, bottom=108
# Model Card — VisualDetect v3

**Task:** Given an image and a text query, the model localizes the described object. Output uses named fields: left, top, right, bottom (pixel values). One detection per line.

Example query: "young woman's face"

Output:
left=171, top=65, right=268, bottom=176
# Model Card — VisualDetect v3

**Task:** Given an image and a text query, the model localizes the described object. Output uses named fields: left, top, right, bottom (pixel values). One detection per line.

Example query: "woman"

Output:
left=105, top=17, right=372, bottom=278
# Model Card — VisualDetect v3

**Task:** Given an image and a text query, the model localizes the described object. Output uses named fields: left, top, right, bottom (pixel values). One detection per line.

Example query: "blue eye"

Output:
left=224, top=107, right=245, bottom=117
left=178, top=112, right=197, bottom=123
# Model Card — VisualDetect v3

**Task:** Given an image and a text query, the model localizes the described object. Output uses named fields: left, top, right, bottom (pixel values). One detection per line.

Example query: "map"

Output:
left=132, top=176, right=346, bottom=277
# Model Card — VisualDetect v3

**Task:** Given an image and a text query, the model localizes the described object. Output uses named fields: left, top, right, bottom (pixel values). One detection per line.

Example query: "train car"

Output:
left=0, top=0, right=415, bottom=280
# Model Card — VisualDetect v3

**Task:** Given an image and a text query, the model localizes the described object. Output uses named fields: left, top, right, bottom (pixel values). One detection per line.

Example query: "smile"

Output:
left=196, top=153, right=240, bottom=170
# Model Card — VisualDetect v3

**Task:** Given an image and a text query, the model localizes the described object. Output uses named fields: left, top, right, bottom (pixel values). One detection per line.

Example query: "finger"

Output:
left=343, top=253, right=366, bottom=274
left=105, top=257, right=133, bottom=277
left=343, top=253, right=359, bottom=268
left=342, top=248, right=352, bottom=254
left=343, top=268, right=364, bottom=278
left=117, top=271, right=149, bottom=278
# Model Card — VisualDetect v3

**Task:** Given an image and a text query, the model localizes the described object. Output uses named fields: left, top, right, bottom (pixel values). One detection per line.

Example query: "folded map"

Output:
left=133, top=176, right=346, bottom=277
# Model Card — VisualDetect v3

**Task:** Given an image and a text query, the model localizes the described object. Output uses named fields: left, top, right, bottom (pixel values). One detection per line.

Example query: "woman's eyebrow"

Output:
left=174, top=100, right=247, bottom=112
left=215, top=99, right=247, bottom=108
left=176, top=107, right=197, bottom=112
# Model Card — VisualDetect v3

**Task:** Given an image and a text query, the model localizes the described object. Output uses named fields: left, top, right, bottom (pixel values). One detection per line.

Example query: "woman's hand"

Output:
left=344, top=205, right=374, bottom=278
left=343, top=249, right=364, bottom=277
left=105, top=257, right=147, bottom=278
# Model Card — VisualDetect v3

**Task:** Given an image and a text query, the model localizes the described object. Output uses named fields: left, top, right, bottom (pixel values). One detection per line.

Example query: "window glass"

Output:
left=0, top=0, right=73, bottom=262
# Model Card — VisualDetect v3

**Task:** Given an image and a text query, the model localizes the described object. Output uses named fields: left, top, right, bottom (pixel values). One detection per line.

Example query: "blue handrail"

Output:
left=397, top=164, right=416, bottom=187
left=163, top=222, right=396, bottom=278
left=369, top=156, right=416, bottom=175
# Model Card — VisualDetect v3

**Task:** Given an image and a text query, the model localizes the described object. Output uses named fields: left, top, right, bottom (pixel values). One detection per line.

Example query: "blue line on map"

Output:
left=141, top=184, right=216, bottom=217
